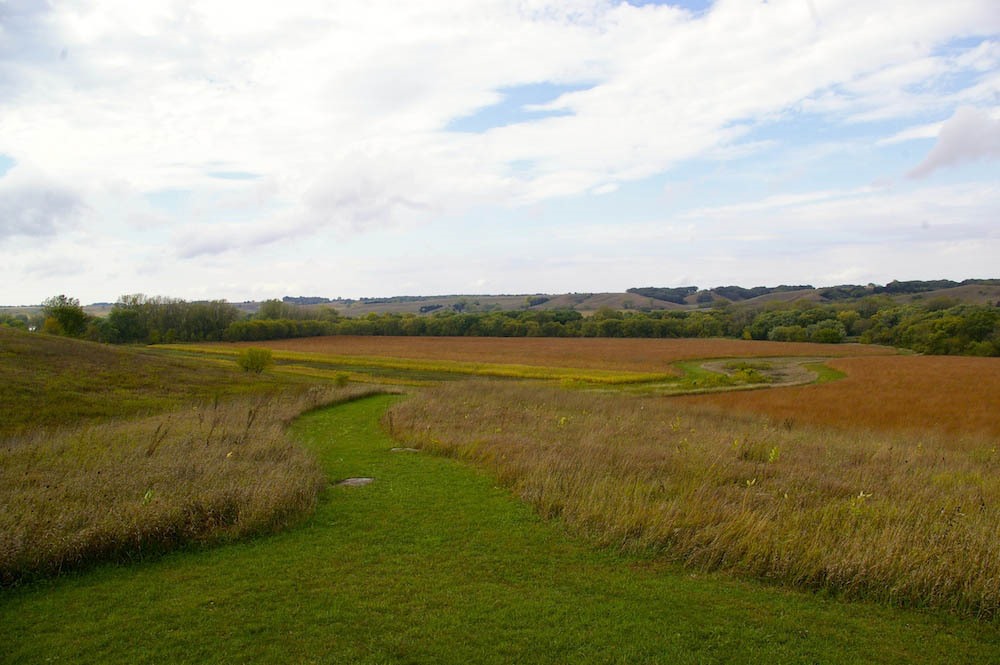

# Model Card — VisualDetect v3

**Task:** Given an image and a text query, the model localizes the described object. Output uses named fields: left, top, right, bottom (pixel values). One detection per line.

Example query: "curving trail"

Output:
left=2, top=396, right=997, bottom=663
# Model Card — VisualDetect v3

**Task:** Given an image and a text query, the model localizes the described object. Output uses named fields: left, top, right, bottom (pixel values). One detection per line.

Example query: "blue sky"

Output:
left=0, top=0, right=998, bottom=304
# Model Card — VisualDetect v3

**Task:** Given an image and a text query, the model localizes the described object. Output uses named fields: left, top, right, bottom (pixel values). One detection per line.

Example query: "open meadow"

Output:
left=3, top=330, right=1000, bottom=661
left=202, top=334, right=898, bottom=372
left=164, top=335, right=899, bottom=392
left=676, top=354, right=1000, bottom=437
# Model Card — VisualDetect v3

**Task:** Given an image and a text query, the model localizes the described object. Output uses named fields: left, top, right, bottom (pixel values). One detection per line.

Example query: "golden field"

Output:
left=220, top=335, right=897, bottom=373
left=677, top=355, right=1000, bottom=437
left=188, top=336, right=1000, bottom=438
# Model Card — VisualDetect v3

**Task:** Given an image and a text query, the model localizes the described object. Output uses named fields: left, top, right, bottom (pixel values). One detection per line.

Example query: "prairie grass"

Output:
left=270, top=363, right=432, bottom=386
left=0, top=384, right=385, bottom=585
left=162, top=344, right=675, bottom=384
left=6, top=396, right=998, bottom=663
left=388, top=381, right=1000, bottom=618
left=678, top=355, right=1000, bottom=437
left=192, top=335, right=896, bottom=372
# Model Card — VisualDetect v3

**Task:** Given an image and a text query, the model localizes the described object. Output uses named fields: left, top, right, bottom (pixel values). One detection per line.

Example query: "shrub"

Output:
left=41, top=294, right=89, bottom=337
left=237, top=348, right=273, bottom=373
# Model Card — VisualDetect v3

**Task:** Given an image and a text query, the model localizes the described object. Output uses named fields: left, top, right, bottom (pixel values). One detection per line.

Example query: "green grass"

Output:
left=613, top=359, right=780, bottom=395
left=674, top=360, right=749, bottom=388
left=3, top=396, right=998, bottom=663
left=804, top=361, right=848, bottom=383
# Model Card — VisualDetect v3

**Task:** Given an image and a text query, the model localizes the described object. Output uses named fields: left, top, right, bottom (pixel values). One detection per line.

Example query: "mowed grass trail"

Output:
left=2, top=396, right=998, bottom=663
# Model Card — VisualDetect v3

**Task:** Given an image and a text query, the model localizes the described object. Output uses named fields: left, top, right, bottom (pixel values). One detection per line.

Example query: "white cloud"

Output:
left=0, top=1, right=998, bottom=301
left=0, top=167, right=86, bottom=239
left=5, top=3, right=996, bottom=202
left=591, top=182, right=619, bottom=195
left=908, top=106, right=1000, bottom=177
left=877, top=121, right=944, bottom=145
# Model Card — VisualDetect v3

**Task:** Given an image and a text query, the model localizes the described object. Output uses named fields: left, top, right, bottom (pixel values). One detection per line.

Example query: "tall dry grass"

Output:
left=388, top=381, right=1000, bottom=618
left=0, top=384, right=383, bottom=584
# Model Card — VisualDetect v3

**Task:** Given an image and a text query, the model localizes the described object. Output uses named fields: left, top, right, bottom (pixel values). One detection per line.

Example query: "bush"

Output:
left=41, top=295, right=89, bottom=337
left=767, top=325, right=808, bottom=342
left=237, top=348, right=273, bottom=373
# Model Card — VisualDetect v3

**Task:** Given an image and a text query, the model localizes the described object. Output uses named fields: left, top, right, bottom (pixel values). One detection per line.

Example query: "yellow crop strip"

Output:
left=274, top=364, right=431, bottom=387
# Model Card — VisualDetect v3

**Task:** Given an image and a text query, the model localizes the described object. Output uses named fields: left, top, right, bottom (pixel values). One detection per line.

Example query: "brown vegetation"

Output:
left=677, top=355, right=1000, bottom=437
left=218, top=336, right=896, bottom=373
left=387, top=381, right=1000, bottom=617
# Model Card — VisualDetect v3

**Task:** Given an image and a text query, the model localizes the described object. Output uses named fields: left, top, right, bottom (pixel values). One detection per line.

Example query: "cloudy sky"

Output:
left=1, top=0, right=998, bottom=304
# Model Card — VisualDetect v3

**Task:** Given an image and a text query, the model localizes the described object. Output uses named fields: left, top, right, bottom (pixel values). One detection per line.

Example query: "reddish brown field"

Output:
left=677, top=355, right=1000, bottom=437
left=212, top=336, right=994, bottom=437
left=234, top=336, right=895, bottom=373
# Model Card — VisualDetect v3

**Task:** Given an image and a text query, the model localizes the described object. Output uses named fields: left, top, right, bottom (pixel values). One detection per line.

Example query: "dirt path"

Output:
left=698, top=357, right=829, bottom=388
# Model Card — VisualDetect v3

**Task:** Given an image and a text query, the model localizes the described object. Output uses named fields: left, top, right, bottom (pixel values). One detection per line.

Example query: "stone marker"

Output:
left=336, top=477, right=374, bottom=487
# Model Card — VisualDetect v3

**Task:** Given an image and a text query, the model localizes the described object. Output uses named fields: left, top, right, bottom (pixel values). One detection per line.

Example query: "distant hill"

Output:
left=2, top=279, right=997, bottom=318
left=266, top=281, right=998, bottom=316
left=895, top=283, right=1000, bottom=306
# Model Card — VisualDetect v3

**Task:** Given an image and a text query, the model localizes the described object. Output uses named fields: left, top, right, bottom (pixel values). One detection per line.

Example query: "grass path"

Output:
left=2, top=396, right=998, bottom=663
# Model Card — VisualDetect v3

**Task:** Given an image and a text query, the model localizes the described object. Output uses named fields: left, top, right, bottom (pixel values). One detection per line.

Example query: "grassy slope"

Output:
left=0, top=327, right=302, bottom=435
left=899, top=283, right=1000, bottom=305
left=3, top=396, right=997, bottom=663
left=0, top=327, right=395, bottom=584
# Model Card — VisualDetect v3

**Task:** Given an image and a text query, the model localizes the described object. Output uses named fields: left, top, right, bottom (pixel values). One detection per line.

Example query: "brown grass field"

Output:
left=677, top=355, right=1000, bottom=438
left=222, top=335, right=896, bottom=373
left=203, top=336, right=1000, bottom=438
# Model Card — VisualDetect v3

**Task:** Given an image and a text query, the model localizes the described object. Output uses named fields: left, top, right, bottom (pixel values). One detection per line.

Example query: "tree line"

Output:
left=6, top=293, right=998, bottom=357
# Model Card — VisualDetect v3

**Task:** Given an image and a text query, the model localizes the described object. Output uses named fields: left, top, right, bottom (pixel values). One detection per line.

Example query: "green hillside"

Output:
left=0, top=327, right=297, bottom=435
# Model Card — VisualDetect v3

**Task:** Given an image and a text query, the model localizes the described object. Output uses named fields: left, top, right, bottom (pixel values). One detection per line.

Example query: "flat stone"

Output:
left=336, top=477, right=374, bottom=487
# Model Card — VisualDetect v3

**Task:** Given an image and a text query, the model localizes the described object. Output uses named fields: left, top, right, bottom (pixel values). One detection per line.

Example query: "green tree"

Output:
left=768, top=325, right=808, bottom=342
left=0, top=313, right=28, bottom=330
left=42, top=295, right=88, bottom=337
left=807, top=319, right=846, bottom=344
left=107, top=294, right=153, bottom=343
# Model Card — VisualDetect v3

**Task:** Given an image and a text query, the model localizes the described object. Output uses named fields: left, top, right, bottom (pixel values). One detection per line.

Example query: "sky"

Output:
left=1, top=0, right=998, bottom=305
